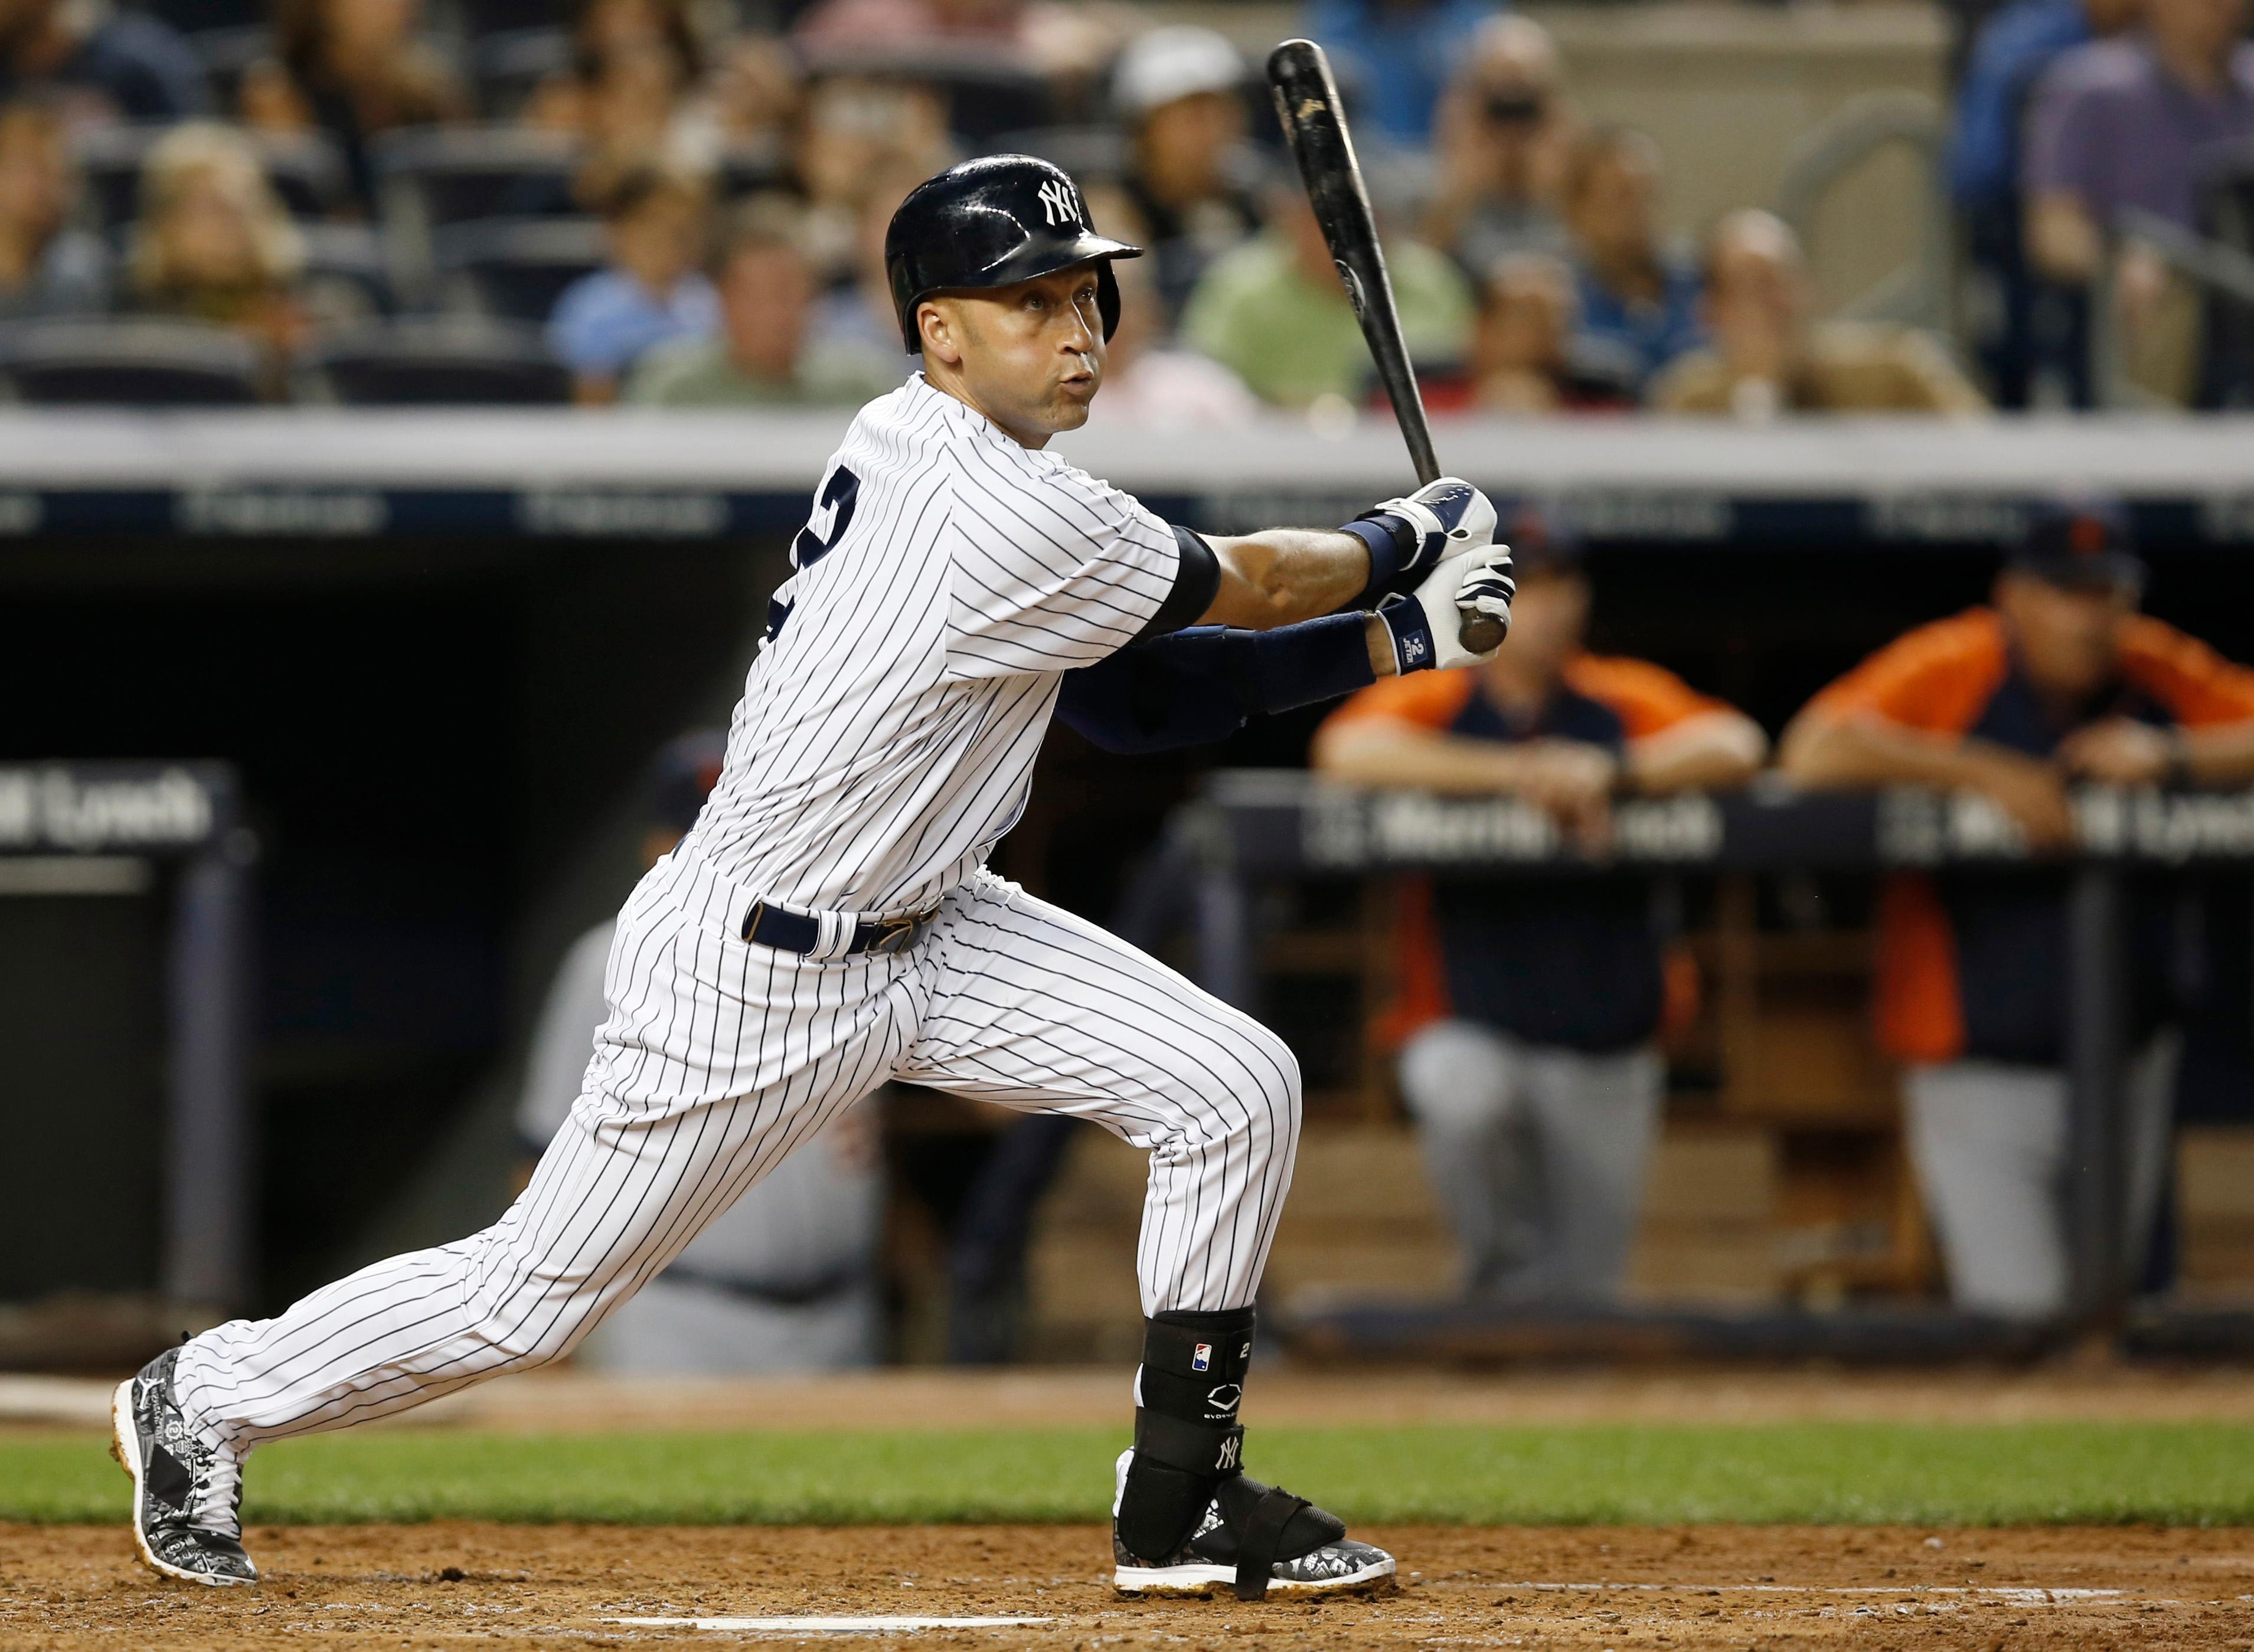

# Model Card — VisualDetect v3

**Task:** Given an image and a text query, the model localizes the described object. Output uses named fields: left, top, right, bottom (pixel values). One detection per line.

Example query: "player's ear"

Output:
left=918, top=299, right=963, bottom=365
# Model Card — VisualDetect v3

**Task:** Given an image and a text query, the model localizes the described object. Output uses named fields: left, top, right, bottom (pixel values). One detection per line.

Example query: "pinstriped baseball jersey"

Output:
left=691, top=373, right=1183, bottom=916
left=162, top=372, right=1302, bottom=1519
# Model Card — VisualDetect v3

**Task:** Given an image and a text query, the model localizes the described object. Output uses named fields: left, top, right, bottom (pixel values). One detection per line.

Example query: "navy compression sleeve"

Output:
left=1056, top=613, right=1378, bottom=755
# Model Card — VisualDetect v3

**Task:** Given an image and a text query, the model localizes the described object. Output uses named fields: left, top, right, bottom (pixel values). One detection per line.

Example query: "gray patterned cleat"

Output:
left=1110, top=1450, right=1395, bottom=1599
left=112, top=1348, right=259, bottom=1586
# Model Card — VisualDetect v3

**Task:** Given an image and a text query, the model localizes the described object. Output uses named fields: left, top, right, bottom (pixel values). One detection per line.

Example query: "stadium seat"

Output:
left=433, top=217, right=606, bottom=323
left=300, top=318, right=570, bottom=404
left=2197, top=139, right=2254, bottom=407
left=373, top=125, right=581, bottom=227
left=143, top=0, right=264, bottom=32
left=470, top=27, right=573, bottom=121
left=799, top=48, right=1056, bottom=145
left=456, top=0, right=563, bottom=38
left=0, top=318, right=262, bottom=405
left=374, top=126, right=583, bottom=306
left=716, top=147, right=789, bottom=201
left=300, top=223, right=395, bottom=316
left=73, top=124, right=351, bottom=230
left=985, top=127, right=1125, bottom=185
left=183, top=24, right=274, bottom=111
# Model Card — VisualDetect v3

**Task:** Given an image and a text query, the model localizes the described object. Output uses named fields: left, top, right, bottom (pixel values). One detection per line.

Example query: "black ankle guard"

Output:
left=1117, top=1308, right=1256, bottom=1562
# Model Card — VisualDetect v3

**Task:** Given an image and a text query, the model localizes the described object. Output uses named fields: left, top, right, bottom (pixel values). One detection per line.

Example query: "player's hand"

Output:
left=1966, top=751, right=2077, bottom=851
left=1376, top=541, right=1515, bottom=673
left=2058, top=718, right=2175, bottom=787
left=1513, top=738, right=1620, bottom=849
left=1357, top=478, right=1498, bottom=592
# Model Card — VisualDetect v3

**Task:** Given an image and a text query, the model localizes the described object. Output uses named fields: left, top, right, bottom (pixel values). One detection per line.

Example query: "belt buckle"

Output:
left=868, top=912, right=922, bottom=954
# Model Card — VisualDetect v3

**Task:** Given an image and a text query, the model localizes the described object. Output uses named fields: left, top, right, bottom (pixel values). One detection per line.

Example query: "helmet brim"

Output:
left=897, top=238, right=1141, bottom=354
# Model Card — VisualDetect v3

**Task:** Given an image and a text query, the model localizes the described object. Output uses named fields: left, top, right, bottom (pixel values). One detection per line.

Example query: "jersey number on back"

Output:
left=766, top=466, right=861, bottom=643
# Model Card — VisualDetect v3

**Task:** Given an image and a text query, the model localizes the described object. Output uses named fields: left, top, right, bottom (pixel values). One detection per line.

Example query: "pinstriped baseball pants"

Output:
left=174, top=854, right=1302, bottom=1460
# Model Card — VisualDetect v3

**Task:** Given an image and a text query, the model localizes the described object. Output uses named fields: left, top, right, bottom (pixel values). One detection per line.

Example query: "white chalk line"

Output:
left=606, top=1616, right=1053, bottom=1633
left=1475, top=1581, right=2135, bottom=1605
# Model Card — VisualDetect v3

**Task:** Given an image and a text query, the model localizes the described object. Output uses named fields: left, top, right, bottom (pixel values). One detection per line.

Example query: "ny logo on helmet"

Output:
left=1036, top=179, right=1080, bottom=227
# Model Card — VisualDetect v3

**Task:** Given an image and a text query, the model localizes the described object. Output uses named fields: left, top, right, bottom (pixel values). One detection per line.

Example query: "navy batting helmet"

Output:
left=883, top=155, right=1142, bottom=355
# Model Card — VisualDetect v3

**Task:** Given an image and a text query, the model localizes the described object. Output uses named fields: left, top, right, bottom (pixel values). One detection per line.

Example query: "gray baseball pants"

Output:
left=1904, top=1033, right=2179, bottom=1320
left=1398, top=1019, right=1663, bottom=1301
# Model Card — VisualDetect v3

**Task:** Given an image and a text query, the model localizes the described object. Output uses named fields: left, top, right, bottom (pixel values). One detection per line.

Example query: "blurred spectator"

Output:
left=1445, top=250, right=1634, bottom=413
left=513, top=41, right=704, bottom=217
left=626, top=193, right=901, bottom=406
left=1113, top=27, right=1260, bottom=323
left=1652, top=211, right=1988, bottom=417
left=547, top=164, right=716, bottom=404
left=571, top=0, right=711, bottom=83
left=805, top=157, right=927, bottom=385
left=1422, top=16, right=1571, bottom=278
left=705, top=35, right=801, bottom=166
left=793, top=76, right=950, bottom=284
left=795, top=0, right=1118, bottom=81
left=1560, top=125, right=1701, bottom=388
left=1947, top=0, right=2141, bottom=407
left=128, top=122, right=311, bottom=379
left=1080, top=221, right=1256, bottom=428
left=0, top=99, right=109, bottom=316
left=1314, top=515, right=1766, bottom=1304
left=1779, top=505, right=2254, bottom=1319
left=2024, top=0, right=2254, bottom=404
left=1181, top=178, right=1471, bottom=408
left=0, top=0, right=208, bottom=125
left=1301, top=0, right=1498, bottom=145
left=238, top=0, right=468, bottom=215
left=515, top=731, right=883, bottom=1375
left=519, top=0, right=718, bottom=179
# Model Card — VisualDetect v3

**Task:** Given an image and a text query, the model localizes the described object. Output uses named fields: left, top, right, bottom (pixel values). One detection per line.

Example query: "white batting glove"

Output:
left=1376, top=540, right=1515, bottom=673
left=1353, top=477, right=1499, bottom=596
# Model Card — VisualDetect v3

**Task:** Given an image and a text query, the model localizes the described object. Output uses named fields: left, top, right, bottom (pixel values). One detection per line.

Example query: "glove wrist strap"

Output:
left=1377, top=595, right=1436, bottom=673
left=1339, top=514, right=1412, bottom=607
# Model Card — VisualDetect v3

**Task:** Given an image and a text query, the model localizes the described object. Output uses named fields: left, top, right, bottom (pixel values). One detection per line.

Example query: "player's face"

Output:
left=1484, top=566, right=1589, bottom=686
left=922, top=264, right=1108, bottom=446
left=1995, top=570, right=2132, bottom=704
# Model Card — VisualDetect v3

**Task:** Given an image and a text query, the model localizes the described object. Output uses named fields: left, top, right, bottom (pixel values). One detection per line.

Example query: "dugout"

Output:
left=5, top=410, right=2254, bottom=1363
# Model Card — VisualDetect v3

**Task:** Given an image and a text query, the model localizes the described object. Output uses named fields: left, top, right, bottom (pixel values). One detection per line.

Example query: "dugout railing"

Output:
left=0, top=764, right=256, bottom=1332
left=1178, top=770, right=2254, bottom=1362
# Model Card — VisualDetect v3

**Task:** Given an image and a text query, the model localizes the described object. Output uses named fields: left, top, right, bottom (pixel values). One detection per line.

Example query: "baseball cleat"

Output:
left=112, top=1348, right=259, bottom=1586
left=1110, top=1450, right=1396, bottom=1599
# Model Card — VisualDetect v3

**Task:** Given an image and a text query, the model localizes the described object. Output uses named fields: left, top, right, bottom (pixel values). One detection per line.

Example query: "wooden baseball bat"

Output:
left=1266, top=38, right=1506, bottom=655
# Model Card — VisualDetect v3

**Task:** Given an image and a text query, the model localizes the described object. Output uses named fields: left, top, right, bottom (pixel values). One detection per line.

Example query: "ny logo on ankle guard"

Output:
left=1216, top=1435, right=1242, bottom=1471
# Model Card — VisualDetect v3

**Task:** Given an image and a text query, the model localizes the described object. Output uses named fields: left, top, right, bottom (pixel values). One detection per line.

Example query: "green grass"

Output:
left=15, top=1422, right=2254, bottom=1526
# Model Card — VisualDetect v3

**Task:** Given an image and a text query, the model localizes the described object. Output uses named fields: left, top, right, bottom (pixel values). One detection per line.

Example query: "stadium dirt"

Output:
left=11, top=1369, right=2254, bottom=1646
left=7, top=1521, right=2254, bottom=1649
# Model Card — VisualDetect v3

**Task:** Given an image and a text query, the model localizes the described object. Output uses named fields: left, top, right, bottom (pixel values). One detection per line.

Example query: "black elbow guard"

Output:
left=1131, top=526, right=1221, bottom=642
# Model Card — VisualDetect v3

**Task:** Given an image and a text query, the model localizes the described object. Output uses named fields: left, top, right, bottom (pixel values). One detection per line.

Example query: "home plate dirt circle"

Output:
left=9, top=1521, right=2254, bottom=1648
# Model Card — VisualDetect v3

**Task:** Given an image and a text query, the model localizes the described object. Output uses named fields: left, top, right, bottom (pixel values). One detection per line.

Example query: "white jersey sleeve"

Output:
left=941, top=441, right=1184, bottom=679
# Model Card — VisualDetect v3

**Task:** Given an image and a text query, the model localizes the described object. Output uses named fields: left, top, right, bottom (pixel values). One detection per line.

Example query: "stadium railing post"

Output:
left=162, top=836, right=258, bottom=1316
left=2065, top=860, right=2128, bottom=1333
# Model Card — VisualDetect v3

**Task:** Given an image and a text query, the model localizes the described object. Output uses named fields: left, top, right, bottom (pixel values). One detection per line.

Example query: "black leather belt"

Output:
left=740, top=898, right=937, bottom=956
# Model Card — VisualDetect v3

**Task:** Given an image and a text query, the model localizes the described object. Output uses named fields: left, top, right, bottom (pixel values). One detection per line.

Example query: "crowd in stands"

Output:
left=1950, top=0, right=2254, bottom=407
left=11, top=0, right=2242, bottom=410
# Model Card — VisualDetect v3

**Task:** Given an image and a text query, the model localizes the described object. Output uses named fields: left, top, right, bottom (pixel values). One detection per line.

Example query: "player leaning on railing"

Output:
left=113, top=155, right=1513, bottom=1601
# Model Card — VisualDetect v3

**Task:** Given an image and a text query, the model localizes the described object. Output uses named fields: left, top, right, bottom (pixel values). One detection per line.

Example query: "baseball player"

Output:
left=113, top=155, right=1514, bottom=1601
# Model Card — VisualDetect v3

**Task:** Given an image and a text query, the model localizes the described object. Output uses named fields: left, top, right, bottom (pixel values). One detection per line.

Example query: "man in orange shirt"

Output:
left=1781, top=503, right=2254, bottom=1317
left=1313, top=513, right=1766, bottom=1302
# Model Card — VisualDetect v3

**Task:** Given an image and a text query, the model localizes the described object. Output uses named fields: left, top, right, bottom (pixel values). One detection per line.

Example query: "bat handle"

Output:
left=1459, top=612, right=1507, bottom=655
